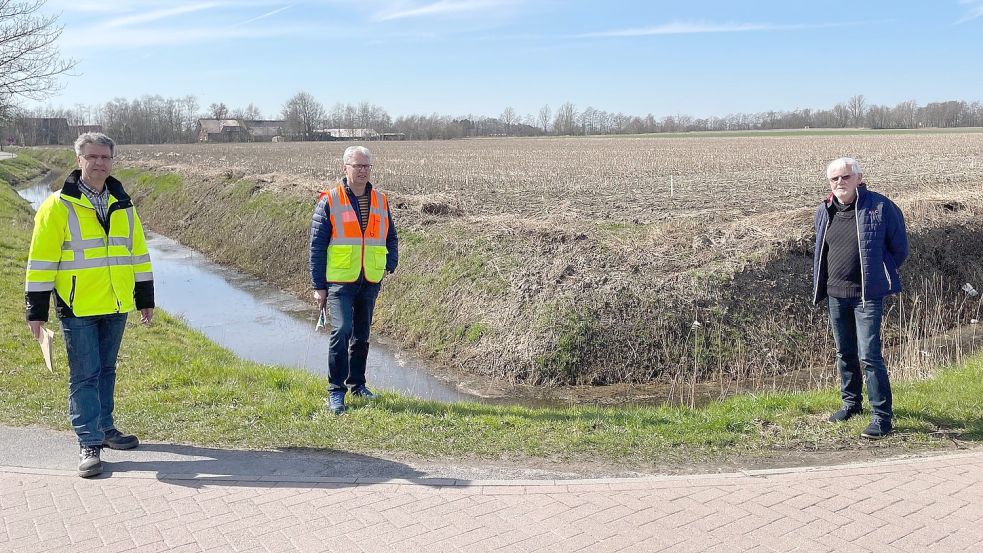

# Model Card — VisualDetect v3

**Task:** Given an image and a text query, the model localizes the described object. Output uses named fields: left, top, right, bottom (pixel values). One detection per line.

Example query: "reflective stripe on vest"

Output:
left=324, top=185, right=389, bottom=283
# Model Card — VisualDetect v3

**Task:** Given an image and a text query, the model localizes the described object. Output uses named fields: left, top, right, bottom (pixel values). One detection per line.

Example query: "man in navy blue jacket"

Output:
left=310, top=146, right=398, bottom=414
left=813, top=157, right=908, bottom=439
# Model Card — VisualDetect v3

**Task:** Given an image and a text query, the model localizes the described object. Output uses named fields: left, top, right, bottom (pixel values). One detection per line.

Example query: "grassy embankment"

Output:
left=1, top=150, right=980, bottom=466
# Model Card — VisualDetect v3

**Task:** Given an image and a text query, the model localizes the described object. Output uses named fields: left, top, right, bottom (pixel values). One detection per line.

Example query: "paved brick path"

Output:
left=2, top=449, right=982, bottom=552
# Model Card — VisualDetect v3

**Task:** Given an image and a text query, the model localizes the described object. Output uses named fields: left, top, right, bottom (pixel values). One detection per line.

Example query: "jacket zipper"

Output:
left=69, top=275, right=77, bottom=308
left=854, top=193, right=866, bottom=308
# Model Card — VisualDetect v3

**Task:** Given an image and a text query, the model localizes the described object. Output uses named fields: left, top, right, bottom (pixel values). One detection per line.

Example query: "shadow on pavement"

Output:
left=100, top=442, right=450, bottom=489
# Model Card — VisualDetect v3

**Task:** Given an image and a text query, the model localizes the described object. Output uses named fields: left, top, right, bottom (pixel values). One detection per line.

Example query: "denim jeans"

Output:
left=326, top=280, right=381, bottom=392
left=827, top=296, right=893, bottom=420
left=60, top=313, right=128, bottom=446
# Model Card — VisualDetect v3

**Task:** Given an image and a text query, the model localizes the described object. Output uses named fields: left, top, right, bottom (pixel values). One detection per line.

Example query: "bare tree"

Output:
left=847, top=95, right=867, bottom=127
left=538, top=104, right=551, bottom=134
left=866, top=104, right=890, bottom=129
left=357, top=101, right=372, bottom=130
left=892, top=100, right=917, bottom=129
left=0, top=0, right=76, bottom=115
left=831, top=102, right=850, bottom=127
left=343, top=104, right=356, bottom=133
left=242, top=103, right=262, bottom=120
left=208, top=102, right=229, bottom=119
left=553, top=102, right=576, bottom=135
left=180, top=96, right=198, bottom=138
left=281, top=91, right=325, bottom=140
left=500, top=106, right=517, bottom=135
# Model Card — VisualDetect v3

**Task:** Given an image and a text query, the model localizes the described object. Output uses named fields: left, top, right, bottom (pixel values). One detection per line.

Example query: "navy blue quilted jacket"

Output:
left=812, top=186, right=908, bottom=304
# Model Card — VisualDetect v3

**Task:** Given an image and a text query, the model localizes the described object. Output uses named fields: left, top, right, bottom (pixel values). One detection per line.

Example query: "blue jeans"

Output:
left=326, top=281, right=381, bottom=392
left=827, top=296, right=893, bottom=421
left=60, top=313, right=128, bottom=446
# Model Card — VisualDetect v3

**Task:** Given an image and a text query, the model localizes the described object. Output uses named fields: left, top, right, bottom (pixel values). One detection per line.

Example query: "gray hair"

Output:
left=343, top=145, right=372, bottom=165
left=826, top=157, right=863, bottom=178
left=74, top=132, right=116, bottom=157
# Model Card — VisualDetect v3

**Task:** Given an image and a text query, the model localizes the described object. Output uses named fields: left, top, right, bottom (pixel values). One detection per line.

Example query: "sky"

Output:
left=26, top=0, right=983, bottom=121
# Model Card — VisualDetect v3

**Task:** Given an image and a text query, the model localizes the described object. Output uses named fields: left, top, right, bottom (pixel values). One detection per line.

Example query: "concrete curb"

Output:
left=3, top=448, right=979, bottom=487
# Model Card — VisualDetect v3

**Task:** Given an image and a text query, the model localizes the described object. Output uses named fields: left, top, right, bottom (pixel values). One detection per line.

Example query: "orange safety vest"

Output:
left=318, top=184, right=389, bottom=283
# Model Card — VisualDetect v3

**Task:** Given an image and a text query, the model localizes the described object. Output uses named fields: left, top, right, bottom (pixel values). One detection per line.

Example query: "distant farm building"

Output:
left=9, top=118, right=72, bottom=146
left=312, top=129, right=404, bottom=141
left=245, top=120, right=285, bottom=141
left=323, top=128, right=380, bottom=140
left=196, top=119, right=286, bottom=142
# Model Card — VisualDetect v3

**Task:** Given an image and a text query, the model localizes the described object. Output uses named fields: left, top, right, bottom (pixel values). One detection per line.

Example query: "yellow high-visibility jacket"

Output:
left=25, top=170, right=154, bottom=321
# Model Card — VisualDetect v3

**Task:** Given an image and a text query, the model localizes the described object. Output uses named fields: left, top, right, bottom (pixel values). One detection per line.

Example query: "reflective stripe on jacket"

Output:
left=320, top=184, right=389, bottom=283
left=25, top=170, right=154, bottom=318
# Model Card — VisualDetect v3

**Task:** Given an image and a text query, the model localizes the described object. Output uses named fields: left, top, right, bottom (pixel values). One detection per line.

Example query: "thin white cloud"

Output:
left=83, top=25, right=301, bottom=48
left=956, top=0, right=983, bottom=23
left=47, top=0, right=283, bottom=11
left=577, top=21, right=861, bottom=38
left=231, top=4, right=294, bottom=27
left=51, top=1, right=120, bottom=12
left=103, top=4, right=224, bottom=29
left=375, top=0, right=510, bottom=21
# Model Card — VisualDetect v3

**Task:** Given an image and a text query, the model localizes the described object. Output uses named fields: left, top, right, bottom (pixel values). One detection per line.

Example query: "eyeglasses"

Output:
left=81, top=154, right=114, bottom=162
left=346, top=163, right=371, bottom=170
left=829, top=174, right=853, bottom=182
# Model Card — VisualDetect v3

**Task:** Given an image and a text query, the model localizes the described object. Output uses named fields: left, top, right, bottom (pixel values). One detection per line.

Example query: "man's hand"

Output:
left=313, top=289, right=327, bottom=309
left=28, top=320, right=44, bottom=340
left=140, top=308, right=154, bottom=326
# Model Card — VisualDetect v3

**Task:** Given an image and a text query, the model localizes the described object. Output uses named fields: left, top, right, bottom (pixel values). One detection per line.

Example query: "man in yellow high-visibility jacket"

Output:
left=310, top=146, right=398, bottom=414
left=25, top=132, right=155, bottom=478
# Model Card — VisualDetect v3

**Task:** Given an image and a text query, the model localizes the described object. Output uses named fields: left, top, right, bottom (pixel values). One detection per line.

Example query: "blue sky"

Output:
left=31, top=0, right=983, bottom=120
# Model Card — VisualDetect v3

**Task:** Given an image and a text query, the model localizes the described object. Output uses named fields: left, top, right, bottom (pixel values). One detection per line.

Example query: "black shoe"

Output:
left=350, top=385, right=376, bottom=399
left=828, top=406, right=864, bottom=423
left=78, top=445, right=102, bottom=478
left=103, top=428, right=139, bottom=450
left=861, top=419, right=893, bottom=439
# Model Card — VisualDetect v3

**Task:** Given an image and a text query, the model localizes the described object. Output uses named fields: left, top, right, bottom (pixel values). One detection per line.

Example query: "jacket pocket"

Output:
left=374, top=249, right=388, bottom=271
left=883, top=256, right=897, bottom=290
left=328, top=246, right=353, bottom=269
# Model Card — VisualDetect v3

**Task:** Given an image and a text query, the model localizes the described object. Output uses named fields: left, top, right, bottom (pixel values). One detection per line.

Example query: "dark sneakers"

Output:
left=350, top=385, right=376, bottom=399
left=79, top=430, right=139, bottom=477
left=78, top=445, right=102, bottom=478
left=103, top=428, right=140, bottom=450
left=828, top=406, right=864, bottom=423
left=861, top=419, right=893, bottom=439
left=327, top=390, right=347, bottom=414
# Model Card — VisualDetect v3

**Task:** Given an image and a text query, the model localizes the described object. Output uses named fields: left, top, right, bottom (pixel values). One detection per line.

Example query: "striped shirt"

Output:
left=78, top=178, right=110, bottom=225
left=356, top=192, right=370, bottom=232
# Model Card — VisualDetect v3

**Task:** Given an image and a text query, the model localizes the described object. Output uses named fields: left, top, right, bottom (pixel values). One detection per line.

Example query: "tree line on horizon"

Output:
left=7, top=92, right=983, bottom=145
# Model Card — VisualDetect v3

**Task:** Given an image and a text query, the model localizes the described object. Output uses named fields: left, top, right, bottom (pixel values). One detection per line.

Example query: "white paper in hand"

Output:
left=38, top=327, right=54, bottom=372
left=315, top=307, right=327, bottom=331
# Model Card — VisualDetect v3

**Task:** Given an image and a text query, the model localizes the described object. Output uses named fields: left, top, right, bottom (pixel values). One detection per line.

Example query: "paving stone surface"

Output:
left=2, top=425, right=982, bottom=552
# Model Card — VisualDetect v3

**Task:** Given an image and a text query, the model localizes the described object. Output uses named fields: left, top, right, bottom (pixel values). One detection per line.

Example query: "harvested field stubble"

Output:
left=118, top=133, right=983, bottom=395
